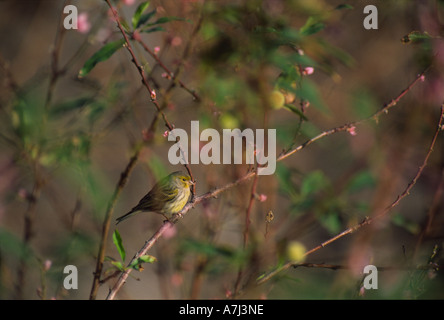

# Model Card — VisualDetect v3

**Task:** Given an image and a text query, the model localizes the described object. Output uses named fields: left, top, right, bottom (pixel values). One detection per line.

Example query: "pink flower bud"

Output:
left=122, top=0, right=135, bottom=5
left=347, top=125, right=357, bottom=136
left=43, top=260, right=52, bottom=271
left=258, top=194, right=267, bottom=202
left=154, top=46, right=160, bottom=55
left=161, top=72, right=172, bottom=80
left=163, top=130, right=169, bottom=138
left=77, top=13, right=91, bottom=34
left=302, top=67, right=314, bottom=76
left=150, top=89, right=157, bottom=100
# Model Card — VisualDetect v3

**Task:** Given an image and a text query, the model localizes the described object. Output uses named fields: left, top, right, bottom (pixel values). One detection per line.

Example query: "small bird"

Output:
left=116, top=171, right=194, bottom=224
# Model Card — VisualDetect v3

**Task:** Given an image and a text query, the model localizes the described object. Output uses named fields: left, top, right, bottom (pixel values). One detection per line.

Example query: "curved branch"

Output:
left=104, top=70, right=430, bottom=299
left=104, top=0, right=196, bottom=189
left=257, top=104, right=444, bottom=285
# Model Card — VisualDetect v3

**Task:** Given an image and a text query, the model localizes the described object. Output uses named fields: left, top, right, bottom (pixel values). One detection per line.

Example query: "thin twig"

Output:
left=89, top=143, right=142, bottom=300
left=105, top=0, right=195, bottom=191
left=413, top=167, right=444, bottom=259
left=106, top=220, right=174, bottom=300
left=291, top=262, right=442, bottom=271
left=134, top=35, right=200, bottom=102
left=44, top=0, right=69, bottom=110
left=277, top=70, right=428, bottom=162
left=104, top=70, right=430, bottom=299
left=14, top=162, right=45, bottom=299
left=234, top=170, right=259, bottom=295
left=256, top=104, right=444, bottom=285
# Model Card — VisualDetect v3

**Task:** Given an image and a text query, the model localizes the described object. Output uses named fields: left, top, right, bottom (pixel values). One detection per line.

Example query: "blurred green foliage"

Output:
left=0, top=0, right=443, bottom=300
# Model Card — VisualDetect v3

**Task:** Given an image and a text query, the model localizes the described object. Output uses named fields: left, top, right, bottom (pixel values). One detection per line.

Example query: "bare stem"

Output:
left=257, top=104, right=444, bottom=285
left=89, top=144, right=142, bottom=300
left=105, top=0, right=195, bottom=191
left=277, top=69, right=428, bottom=162
left=104, top=70, right=431, bottom=299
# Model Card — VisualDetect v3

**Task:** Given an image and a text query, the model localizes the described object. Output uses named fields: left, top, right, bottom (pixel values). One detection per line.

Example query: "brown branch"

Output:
left=234, top=170, right=259, bottom=295
left=291, top=262, right=442, bottom=271
left=256, top=104, right=444, bottom=285
left=44, top=0, right=69, bottom=110
left=104, top=70, right=430, bottom=299
left=134, top=35, right=200, bottom=102
left=414, top=167, right=444, bottom=259
left=277, top=69, right=428, bottom=162
left=105, top=0, right=195, bottom=192
left=14, top=162, right=46, bottom=299
left=106, top=220, right=174, bottom=300
left=89, top=143, right=142, bottom=300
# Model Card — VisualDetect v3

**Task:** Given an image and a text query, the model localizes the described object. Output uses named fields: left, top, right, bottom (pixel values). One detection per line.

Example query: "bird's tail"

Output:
left=115, top=210, right=136, bottom=225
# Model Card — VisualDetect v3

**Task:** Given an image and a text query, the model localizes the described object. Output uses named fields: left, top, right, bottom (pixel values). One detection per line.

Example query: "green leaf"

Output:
left=300, top=17, right=325, bottom=36
left=301, top=170, right=328, bottom=197
left=317, top=211, right=342, bottom=234
left=111, top=260, right=125, bottom=271
left=283, top=104, right=308, bottom=120
left=129, top=255, right=157, bottom=270
left=78, top=39, right=125, bottom=78
left=137, top=10, right=157, bottom=28
left=50, top=97, right=95, bottom=117
left=346, top=171, right=375, bottom=193
left=132, top=1, right=151, bottom=29
left=113, top=229, right=125, bottom=262
left=401, top=31, right=433, bottom=44
left=335, top=4, right=353, bottom=10
left=141, top=26, right=166, bottom=33
left=147, top=16, right=186, bottom=26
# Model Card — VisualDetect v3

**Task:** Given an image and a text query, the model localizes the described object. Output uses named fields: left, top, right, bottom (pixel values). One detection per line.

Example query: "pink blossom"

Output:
left=122, top=0, right=136, bottom=5
left=43, top=260, right=52, bottom=271
left=150, top=89, right=157, bottom=100
left=302, top=67, right=314, bottom=76
left=154, top=46, right=160, bottom=55
left=161, top=72, right=172, bottom=80
left=258, top=194, right=267, bottom=202
left=77, top=13, right=91, bottom=34
left=348, top=125, right=357, bottom=136
left=163, top=130, right=169, bottom=138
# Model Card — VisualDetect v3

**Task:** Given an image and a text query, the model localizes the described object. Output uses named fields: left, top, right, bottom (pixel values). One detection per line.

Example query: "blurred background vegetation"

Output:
left=0, top=0, right=443, bottom=299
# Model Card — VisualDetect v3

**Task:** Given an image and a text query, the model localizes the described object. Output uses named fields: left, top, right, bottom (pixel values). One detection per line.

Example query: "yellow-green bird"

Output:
left=116, top=171, right=194, bottom=224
